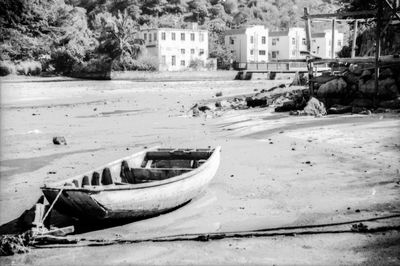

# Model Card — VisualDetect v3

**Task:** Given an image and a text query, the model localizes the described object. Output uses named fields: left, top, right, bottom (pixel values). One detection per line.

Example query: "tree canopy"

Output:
left=0, top=0, right=345, bottom=72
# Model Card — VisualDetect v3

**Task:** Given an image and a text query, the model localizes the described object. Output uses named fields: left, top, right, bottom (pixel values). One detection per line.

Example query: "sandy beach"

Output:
left=0, top=76, right=399, bottom=265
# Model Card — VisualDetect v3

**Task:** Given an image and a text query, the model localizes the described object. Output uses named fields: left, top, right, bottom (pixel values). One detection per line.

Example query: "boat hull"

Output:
left=41, top=147, right=220, bottom=220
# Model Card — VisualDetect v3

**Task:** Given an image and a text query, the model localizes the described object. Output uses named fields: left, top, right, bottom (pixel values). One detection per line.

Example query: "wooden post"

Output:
left=375, top=0, right=383, bottom=106
left=351, top=20, right=358, bottom=58
left=304, top=7, right=314, bottom=96
left=331, top=19, right=336, bottom=59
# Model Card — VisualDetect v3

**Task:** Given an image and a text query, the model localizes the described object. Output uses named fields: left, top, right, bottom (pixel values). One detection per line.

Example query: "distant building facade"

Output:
left=269, top=27, right=307, bottom=60
left=268, top=27, right=345, bottom=60
left=137, top=24, right=209, bottom=71
left=311, top=30, right=344, bottom=58
left=224, top=25, right=269, bottom=63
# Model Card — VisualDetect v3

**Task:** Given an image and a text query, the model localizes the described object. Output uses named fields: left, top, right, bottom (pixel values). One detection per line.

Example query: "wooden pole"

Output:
left=375, top=0, right=383, bottom=107
left=331, top=19, right=336, bottom=59
left=351, top=20, right=358, bottom=58
left=304, top=7, right=314, bottom=96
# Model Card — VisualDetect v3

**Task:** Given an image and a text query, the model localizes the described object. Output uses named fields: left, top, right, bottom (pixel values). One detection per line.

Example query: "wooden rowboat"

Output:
left=41, top=147, right=221, bottom=221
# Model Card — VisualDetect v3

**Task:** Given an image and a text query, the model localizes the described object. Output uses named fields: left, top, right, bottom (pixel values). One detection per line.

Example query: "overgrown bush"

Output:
left=189, top=59, right=205, bottom=70
left=73, top=55, right=112, bottom=74
left=112, top=54, right=158, bottom=71
left=16, top=61, right=42, bottom=76
left=0, top=61, right=16, bottom=76
left=50, top=48, right=82, bottom=74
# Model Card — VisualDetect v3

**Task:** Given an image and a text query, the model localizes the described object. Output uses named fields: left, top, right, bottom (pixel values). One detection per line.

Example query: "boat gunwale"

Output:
left=41, top=146, right=221, bottom=193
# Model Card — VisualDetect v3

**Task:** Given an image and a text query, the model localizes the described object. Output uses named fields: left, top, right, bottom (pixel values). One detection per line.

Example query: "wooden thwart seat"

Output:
left=131, top=168, right=192, bottom=183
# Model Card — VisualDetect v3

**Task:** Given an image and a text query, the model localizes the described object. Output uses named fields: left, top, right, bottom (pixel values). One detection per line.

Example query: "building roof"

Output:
left=269, top=31, right=289, bottom=37
left=224, top=28, right=247, bottom=35
left=311, top=32, right=326, bottom=38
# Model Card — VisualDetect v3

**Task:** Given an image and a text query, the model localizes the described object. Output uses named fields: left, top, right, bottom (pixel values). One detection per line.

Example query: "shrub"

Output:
left=112, top=54, right=158, bottom=71
left=16, top=61, right=42, bottom=75
left=189, top=58, right=205, bottom=70
left=0, top=61, right=16, bottom=76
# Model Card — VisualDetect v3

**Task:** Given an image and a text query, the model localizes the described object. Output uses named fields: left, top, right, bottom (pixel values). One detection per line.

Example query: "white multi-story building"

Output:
left=224, top=25, right=269, bottom=63
left=269, top=27, right=307, bottom=60
left=137, top=24, right=208, bottom=71
left=311, top=30, right=344, bottom=58
left=269, top=28, right=345, bottom=60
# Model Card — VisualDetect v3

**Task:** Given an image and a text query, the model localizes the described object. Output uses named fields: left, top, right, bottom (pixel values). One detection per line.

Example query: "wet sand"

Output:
left=0, top=77, right=399, bottom=265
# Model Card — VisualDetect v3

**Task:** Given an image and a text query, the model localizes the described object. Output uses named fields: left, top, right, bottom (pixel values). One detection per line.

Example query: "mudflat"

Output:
left=0, top=77, right=399, bottom=265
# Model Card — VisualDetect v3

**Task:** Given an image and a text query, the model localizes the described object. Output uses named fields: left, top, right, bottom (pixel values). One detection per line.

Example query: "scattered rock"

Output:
left=52, top=136, right=67, bottom=145
left=351, top=223, right=368, bottom=232
left=246, top=97, right=268, bottom=108
left=215, top=91, right=223, bottom=97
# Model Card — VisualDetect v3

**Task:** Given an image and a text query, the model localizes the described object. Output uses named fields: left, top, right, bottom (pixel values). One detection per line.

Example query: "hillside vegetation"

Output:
left=0, top=0, right=345, bottom=75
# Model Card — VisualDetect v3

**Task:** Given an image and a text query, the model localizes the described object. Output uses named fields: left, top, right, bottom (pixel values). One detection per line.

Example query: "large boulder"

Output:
left=377, top=78, right=399, bottom=99
left=358, top=78, right=376, bottom=97
left=379, top=68, right=393, bottom=79
left=317, top=78, right=347, bottom=98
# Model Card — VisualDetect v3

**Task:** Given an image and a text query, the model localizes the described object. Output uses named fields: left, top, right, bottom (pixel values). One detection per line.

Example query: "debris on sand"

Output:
left=351, top=223, right=368, bottom=232
left=52, top=136, right=67, bottom=145
left=290, top=97, right=327, bottom=116
left=0, top=233, right=30, bottom=256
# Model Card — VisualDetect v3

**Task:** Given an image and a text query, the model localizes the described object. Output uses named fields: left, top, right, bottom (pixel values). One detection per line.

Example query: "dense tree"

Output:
left=1, top=0, right=348, bottom=73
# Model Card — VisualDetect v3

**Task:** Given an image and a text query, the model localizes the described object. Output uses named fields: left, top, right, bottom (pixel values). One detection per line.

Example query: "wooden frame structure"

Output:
left=302, top=0, right=400, bottom=96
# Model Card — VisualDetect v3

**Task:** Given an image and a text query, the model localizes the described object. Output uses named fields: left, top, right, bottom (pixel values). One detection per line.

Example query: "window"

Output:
left=191, top=49, right=195, bottom=54
left=271, top=51, right=279, bottom=59
left=259, top=50, right=266, bottom=55
left=250, top=50, right=254, bottom=55
left=154, top=32, right=157, bottom=41
left=230, top=37, right=234, bottom=45
left=261, top=36, right=266, bottom=44
left=181, top=49, right=185, bottom=54
left=161, top=32, right=166, bottom=40
left=338, top=40, right=342, bottom=46
left=172, top=56, right=176, bottom=66
left=172, top=32, right=176, bottom=40
left=199, top=33, right=204, bottom=42
left=161, top=55, right=166, bottom=64
left=292, top=50, right=296, bottom=56
left=199, top=49, right=204, bottom=55
left=190, top=33, right=195, bottom=41
left=272, top=39, right=276, bottom=46
left=302, top=38, right=306, bottom=45
left=181, top=33, right=185, bottom=41
left=292, top=37, right=295, bottom=45
left=144, top=33, right=147, bottom=41
left=250, top=36, right=254, bottom=43
left=180, top=60, right=185, bottom=66
left=149, top=33, right=152, bottom=42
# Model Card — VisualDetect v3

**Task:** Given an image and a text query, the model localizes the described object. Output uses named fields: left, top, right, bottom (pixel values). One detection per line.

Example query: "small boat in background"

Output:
left=41, top=147, right=221, bottom=221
